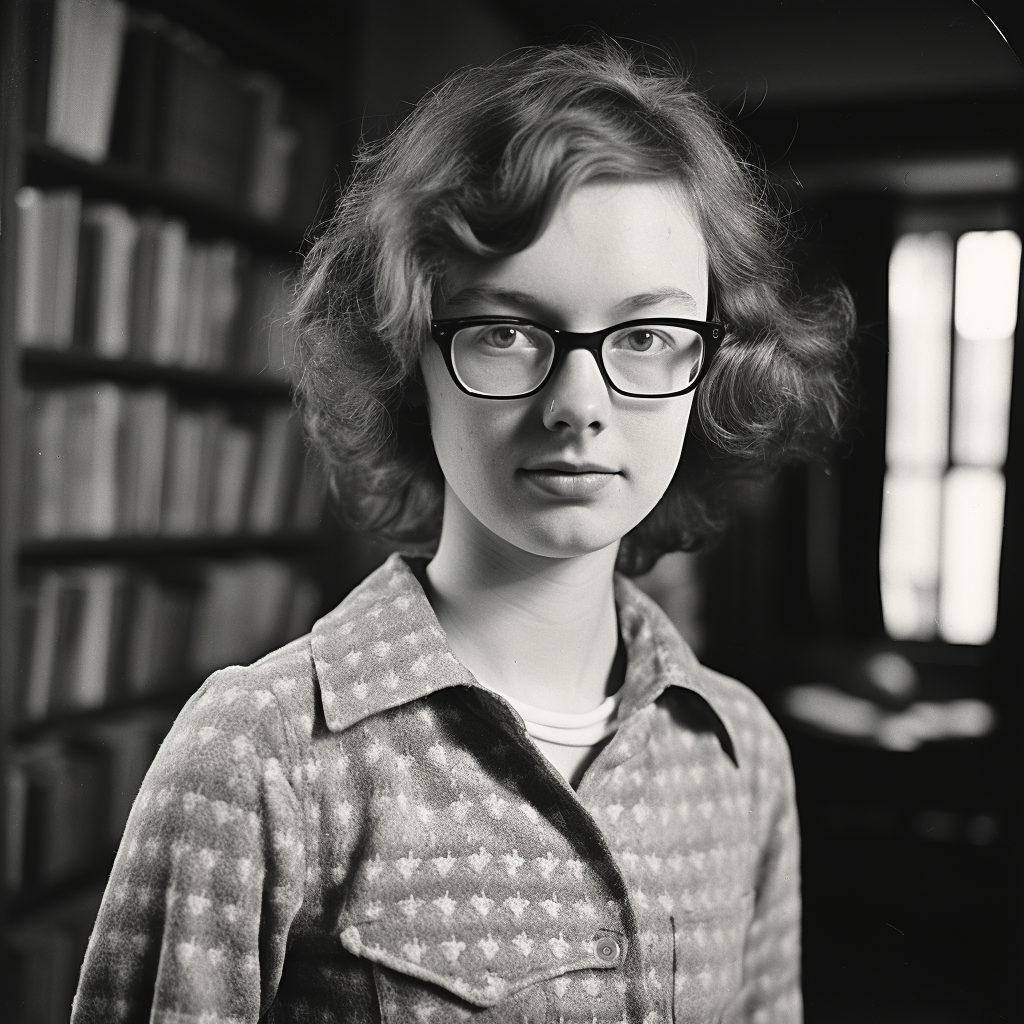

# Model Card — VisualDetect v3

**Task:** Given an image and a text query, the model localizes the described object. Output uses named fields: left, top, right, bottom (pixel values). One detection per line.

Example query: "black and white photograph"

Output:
left=0, top=1, right=1020, bottom=1022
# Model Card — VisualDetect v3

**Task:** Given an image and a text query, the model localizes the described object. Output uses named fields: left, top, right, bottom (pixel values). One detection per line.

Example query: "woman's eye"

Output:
left=480, top=327, right=527, bottom=349
left=617, top=330, right=666, bottom=353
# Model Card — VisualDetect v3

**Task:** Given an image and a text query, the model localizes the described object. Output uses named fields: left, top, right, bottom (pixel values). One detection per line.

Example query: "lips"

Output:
left=519, top=460, right=620, bottom=498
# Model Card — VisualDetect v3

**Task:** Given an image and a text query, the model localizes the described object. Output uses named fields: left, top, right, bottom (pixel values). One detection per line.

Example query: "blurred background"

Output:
left=0, top=1, right=1021, bottom=1021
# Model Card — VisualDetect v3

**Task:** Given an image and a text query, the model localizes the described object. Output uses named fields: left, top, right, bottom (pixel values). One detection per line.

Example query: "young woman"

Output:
left=73, top=42, right=851, bottom=1024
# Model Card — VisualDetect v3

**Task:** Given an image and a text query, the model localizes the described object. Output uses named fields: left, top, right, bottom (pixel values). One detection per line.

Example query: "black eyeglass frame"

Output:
left=430, top=316, right=724, bottom=400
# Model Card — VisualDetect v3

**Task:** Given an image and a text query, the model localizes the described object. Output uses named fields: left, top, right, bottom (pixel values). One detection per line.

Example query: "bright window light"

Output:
left=881, top=227, right=1019, bottom=645
left=954, top=231, right=1022, bottom=342
left=952, top=334, right=1014, bottom=467
left=939, top=467, right=1006, bottom=645
left=951, top=231, right=1020, bottom=468
left=880, top=470, right=942, bottom=640
left=886, top=232, right=954, bottom=470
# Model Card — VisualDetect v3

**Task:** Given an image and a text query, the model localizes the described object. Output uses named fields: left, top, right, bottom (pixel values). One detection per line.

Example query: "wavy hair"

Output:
left=291, top=40, right=854, bottom=575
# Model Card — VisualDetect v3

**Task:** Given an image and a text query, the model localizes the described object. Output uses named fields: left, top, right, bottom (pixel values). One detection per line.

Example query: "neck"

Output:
left=424, top=490, right=621, bottom=714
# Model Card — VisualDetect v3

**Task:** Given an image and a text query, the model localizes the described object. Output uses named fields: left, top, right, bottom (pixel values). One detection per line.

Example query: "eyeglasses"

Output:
left=430, top=316, right=722, bottom=399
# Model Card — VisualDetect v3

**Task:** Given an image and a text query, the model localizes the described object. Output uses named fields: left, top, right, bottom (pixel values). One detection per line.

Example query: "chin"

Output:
left=494, top=507, right=635, bottom=560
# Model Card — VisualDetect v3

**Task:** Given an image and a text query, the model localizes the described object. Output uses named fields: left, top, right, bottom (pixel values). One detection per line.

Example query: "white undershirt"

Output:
left=488, top=688, right=623, bottom=785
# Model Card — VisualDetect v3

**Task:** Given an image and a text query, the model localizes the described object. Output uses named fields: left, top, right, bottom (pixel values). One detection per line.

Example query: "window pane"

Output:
left=951, top=231, right=1020, bottom=468
left=954, top=230, right=1022, bottom=342
left=886, top=232, right=954, bottom=471
left=880, top=469, right=942, bottom=640
left=938, top=467, right=1005, bottom=645
left=951, top=333, right=1014, bottom=467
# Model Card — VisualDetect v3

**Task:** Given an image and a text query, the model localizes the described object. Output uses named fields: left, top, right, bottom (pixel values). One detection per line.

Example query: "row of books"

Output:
left=16, top=558, right=322, bottom=726
left=17, top=187, right=292, bottom=369
left=6, top=711, right=174, bottom=892
left=31, top=0, right=334, bottom=224
left=20, top=384, right=324, bottom=540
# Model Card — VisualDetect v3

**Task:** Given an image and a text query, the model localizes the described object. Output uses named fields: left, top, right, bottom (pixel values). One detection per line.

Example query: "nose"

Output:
left=541, top=348, right=611, bottom=434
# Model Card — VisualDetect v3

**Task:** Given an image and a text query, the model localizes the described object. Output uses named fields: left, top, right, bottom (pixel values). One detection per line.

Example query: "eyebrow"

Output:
left=441, top=284, right=699, bottom=318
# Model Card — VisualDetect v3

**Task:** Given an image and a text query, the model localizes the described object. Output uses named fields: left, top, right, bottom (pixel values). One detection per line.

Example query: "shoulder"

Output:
left=154, top=633, right=320, bottom=796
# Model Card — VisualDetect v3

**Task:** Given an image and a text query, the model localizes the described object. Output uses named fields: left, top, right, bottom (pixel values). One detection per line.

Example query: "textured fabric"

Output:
left=71, top=553, right=801, bottom=1024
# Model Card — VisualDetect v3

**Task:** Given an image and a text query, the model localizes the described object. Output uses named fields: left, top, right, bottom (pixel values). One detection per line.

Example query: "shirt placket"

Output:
left=468, top=686, right=662, bottom=1023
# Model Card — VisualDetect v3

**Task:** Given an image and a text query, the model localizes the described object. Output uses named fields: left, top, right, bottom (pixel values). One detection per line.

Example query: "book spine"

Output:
left=247, top=406, right=301, bottom=532
left=129, top=214, right=161, bottom=359
left=89, top=203, right=138, bottom=357
left=210, top=421, right=256, bottom=534
left=205, top=241, right=240, bottom=368
left=23, top=572, right=62, bottom=721
left=49, top=190, right=83, bottom=348
left=15, top=188, right=45, bottom=346
left=148, top=219, right=187, bottom=364
left=35, top=389, right=69, bottom=537
left=46, top=0, right=127, bottom=161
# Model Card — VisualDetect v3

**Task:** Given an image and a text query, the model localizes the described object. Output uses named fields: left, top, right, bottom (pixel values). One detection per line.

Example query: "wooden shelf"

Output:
left=20, top=345, right=293, bottom=400
left=19, top=530, right=324, bottom=565
left=23, top=141, right=309, bottom=255
left=14, top=688, right=191, bottom=744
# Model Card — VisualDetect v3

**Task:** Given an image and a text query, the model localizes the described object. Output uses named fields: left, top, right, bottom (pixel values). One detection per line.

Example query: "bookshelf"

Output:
left=0, top=1, right=349, bottom=1019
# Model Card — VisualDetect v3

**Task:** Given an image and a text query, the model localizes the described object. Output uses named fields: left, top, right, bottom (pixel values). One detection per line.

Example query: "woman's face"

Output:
left=421, top=179, right=710, bottom=560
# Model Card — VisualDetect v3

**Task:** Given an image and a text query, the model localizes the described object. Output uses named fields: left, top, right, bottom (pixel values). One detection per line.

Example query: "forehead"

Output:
left=441, top=180, right=709, bottom=325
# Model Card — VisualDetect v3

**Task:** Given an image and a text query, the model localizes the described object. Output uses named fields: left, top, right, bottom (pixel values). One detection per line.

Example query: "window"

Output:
left=881, top=228, right=1020, bottom=644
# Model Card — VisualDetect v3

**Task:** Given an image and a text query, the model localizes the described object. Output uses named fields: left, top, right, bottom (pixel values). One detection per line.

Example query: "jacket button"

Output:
left=595, top=936, right=620, bottom=964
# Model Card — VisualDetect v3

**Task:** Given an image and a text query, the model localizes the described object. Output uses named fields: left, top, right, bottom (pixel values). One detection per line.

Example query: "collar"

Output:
left=310, top=553, right=736, bottom=755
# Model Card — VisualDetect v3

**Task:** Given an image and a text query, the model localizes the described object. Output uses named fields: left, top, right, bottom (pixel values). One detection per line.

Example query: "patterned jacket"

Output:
left=72, top=553, right=801, bottom=1024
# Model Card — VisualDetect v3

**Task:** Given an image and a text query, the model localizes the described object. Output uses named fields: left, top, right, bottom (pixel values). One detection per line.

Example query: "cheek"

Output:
left=420, top=350, right=518, bottom=490
left=625, top=395, right=693, bottom=496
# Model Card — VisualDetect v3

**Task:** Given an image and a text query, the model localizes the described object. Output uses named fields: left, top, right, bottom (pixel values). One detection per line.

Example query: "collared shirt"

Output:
left=72, top=553, right=801, bottom=1024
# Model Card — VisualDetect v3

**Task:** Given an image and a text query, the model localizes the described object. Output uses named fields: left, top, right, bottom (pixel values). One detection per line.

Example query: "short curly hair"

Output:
left=291, top=40, right=854, bottom=575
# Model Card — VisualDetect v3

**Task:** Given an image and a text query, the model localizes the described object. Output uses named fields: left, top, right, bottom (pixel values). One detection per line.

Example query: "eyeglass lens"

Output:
left=450, top=323, right=705, bottom=397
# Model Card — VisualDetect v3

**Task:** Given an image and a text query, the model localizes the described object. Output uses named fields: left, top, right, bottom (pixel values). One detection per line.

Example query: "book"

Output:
left=247, top=406, right=301, bottom=532
left=15, top=188, right=82, bottom=348
left=63, top=384, right=121, bottom=537
left=19, top=740, right=107, bottom=887
left=204, top=240, right=241, bottom=368
left=176, top=240, right=210, bottom=367
left=46, top=0, right=127, bottom=162
left=15, top=188, right=45, bottom=345
left=161, top=404, right=225, bottom=534
left=117, top=388, right=169, bottom=534
left=108, top=12, right=170, bottom=172
left=31, top=389, right=69, bottom=537
left=19, top=391, right=40, bottom=539
left=124, top=575, right=195, bottom=695
left=4, top=764, right=28, bottom=889
left=83, top=713, right=169, bottom=848
left=189, top=558, right=296, bottom=676
left=147, top=219, right=188, bottom=365
left=23, top=571, right=62, bottom=722
left=128, top=213, right=162, bottom=358
left=210, top=420, right=257, bottom=534
left=158, top=34, right=256, bottom=205
left=47, top=572, right=90, bottom=714
left=78, top=204, right=138, bottom=357
left=244, top=72, right=298, bottom=221
left=69, top=566, right=124, bottom=710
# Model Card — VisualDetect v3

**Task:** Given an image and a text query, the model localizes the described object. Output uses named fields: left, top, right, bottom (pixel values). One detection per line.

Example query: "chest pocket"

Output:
left=670, top=891, right=755, bottom=1024
left=340, top=916, right=627, bottom=1022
